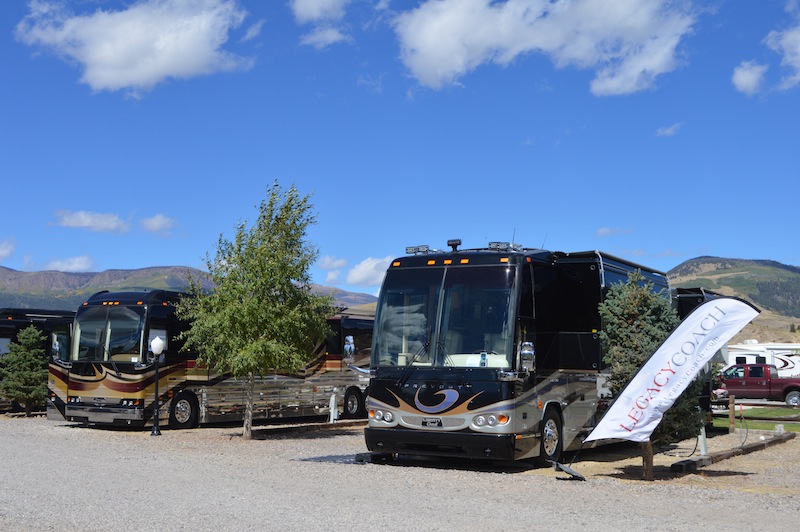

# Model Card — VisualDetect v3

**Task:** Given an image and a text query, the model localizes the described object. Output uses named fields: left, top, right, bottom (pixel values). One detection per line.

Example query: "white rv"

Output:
left=722, top=340, right=800, bottom=378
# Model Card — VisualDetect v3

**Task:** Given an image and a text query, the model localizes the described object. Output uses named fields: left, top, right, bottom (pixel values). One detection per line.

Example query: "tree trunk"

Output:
left=25, top=401, right=34, bottom=417
left=641, top=440, right=654, bottom=481
left=243, top=372, right=254, bottom=440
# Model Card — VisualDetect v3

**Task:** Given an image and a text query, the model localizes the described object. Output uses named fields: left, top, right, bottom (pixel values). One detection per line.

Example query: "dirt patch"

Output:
left=533, top=429, right=800, bottom=491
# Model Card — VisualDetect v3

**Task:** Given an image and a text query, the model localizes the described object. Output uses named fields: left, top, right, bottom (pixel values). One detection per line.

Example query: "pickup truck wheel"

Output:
left=785, top=391, right=800, bottom=406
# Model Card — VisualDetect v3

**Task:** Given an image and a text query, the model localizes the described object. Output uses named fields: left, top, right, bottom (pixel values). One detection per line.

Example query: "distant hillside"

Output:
left=668, top=256, right=800, bottom=343
left=0, top=266, right=376, bottom=311
left=668, top=257, right=800, bottom=318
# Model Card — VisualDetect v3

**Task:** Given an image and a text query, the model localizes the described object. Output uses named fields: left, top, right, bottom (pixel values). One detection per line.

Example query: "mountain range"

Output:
left=0, top=265, right=376, bottom=311
left=1, top=256, right=798, bottom=342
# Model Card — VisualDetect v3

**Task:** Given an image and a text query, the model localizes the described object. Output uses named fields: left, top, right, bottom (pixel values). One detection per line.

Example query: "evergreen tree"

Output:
left=176, top=182, right=334, bottom=439
left=598, top=271, right=704, bottom=444
left=0, top=325, right=47, bottom=416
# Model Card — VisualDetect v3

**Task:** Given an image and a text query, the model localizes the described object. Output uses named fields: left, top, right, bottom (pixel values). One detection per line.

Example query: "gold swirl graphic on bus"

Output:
left=389, top=389, right=484, bottom=416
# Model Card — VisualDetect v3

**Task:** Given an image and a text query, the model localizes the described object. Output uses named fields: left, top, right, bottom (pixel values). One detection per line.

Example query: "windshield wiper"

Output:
left=96, top=339, right=122, bottom=377
left=438, top=340, right=470, bottom=388
left=395, top=340, right=430, bottom=388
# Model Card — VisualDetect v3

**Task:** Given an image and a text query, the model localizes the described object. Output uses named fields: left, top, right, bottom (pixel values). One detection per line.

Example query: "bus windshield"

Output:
left=373, top=265, right=515, bottom=369
left=71, top=306, right=146, bottom=363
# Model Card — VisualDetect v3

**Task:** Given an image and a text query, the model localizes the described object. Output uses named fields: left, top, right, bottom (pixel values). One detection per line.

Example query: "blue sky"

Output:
left=2, top=0, right=799, bottom=296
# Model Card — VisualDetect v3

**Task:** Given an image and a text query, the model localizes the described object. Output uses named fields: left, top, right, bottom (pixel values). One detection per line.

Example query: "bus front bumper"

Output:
left=364, top=427, right=537, bottom=461
left=66, top=405, right=146, bottom=426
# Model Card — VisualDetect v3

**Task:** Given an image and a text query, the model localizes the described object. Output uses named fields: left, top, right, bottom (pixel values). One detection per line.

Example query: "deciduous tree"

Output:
left=177, top=182, right=333, bottom=439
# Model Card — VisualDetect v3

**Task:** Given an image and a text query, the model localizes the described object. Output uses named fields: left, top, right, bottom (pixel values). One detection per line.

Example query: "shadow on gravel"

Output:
left=601, top=465, right=756, bottom=482
left=351, top=453, right=539, bottom=474
left=250, top=427, right=362, bottom=440
left=247, top=420, right=366, bottom=441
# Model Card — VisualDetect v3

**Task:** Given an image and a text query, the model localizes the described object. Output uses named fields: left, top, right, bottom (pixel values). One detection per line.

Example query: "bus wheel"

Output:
left=343, top=387, right=365, bottom=419
left=169, top=392, right=198, bottom=429
left=786, top=391, right=800, bottom=406
left=538, top=408, right=563, bottom=466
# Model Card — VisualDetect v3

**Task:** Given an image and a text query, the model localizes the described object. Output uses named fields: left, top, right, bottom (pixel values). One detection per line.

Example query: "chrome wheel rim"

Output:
left=542, top=418, right=560, bottom=458
left=174, top=399, right=192, bottom=425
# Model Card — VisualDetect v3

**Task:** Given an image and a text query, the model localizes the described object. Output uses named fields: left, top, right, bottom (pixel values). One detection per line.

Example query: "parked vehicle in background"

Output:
left=1, top=308, right=74, bottom=412
left=47, top=290, right=372, bottom=428
left=717, top=363, right=800, bottom=406
left=722, top=340, right=800, bottom=378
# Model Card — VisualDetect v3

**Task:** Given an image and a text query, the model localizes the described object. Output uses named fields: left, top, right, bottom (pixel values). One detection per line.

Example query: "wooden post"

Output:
left=728, top=394, right=736, bottom=433
left=641, top=441, right=654, bottom=481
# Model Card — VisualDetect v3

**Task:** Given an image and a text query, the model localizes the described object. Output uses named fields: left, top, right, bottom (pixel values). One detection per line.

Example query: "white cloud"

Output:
left=656, top=122, right=683, bottom=136
left=393, top=0, right=695, bottom=95
left=54, top=210, right=129, bottom=233
left=765, top=22, right=800, bottom=90
left=291, top=0, right=351, bottom=49
left=319, top=255, right=348, bottom=270
left=45, top=255, right=93, bottom=272
left=0, top=239, right=15, bottom=260
left=300, top=26, right=350, bottom=49
left=597, top=227, right=632, bottom=237
left=15, top=0, right=253, bottom=95
left=346, top=255, right=392, bottom=287
left=242, top=19, right=265, bottom=42
left=732, top=60, right=769, bottom=95
left=140, top=213, right=175, bottom=235
left=319, top=255, right=348, bottom=285
left=291, top=0, right=350, bottom=24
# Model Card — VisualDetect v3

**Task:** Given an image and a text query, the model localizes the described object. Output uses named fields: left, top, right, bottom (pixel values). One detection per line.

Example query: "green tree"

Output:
left=177, top=182, right=334, bottom=439
left=0, top=325, right=48, bottom=416
left=598, top=271, right=705, bottom=478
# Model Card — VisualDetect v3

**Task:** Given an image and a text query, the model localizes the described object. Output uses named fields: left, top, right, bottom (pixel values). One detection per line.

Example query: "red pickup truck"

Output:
left=718, top=364, right=800, bottom=406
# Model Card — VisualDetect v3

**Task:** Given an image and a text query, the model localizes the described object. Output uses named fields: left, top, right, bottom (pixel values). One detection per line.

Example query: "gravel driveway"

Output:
left=2, top=416, right=798, bottom=531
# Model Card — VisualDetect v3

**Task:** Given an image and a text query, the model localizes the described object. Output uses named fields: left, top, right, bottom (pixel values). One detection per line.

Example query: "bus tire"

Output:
left=786, top=390, right=800, bottom=406
left=169, top=392, right=199, bottom=429
left=537, top=407, right=563, bottom=466
left=343, top=387, right=365, bottom=419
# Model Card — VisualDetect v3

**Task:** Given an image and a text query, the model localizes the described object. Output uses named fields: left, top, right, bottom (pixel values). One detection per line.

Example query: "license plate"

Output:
left=422, top=417, right=442, bottom=427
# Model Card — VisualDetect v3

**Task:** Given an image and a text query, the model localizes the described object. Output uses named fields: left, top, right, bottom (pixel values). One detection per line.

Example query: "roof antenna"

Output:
left=541, top=232, right=548, bottom=249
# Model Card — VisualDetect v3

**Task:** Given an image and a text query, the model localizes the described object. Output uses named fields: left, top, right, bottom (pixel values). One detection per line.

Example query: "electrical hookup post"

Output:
left=564, top=297, right=760, bottom=481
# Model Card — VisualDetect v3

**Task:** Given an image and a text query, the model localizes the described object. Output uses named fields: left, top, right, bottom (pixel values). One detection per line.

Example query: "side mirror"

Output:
left=344, top=335, right=355, bottom=361
left=520, top=341, right=535, bottom=374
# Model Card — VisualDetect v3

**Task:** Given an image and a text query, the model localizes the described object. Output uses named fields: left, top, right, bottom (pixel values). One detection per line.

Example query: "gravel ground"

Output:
left=1, top=415, right=799, bottom=531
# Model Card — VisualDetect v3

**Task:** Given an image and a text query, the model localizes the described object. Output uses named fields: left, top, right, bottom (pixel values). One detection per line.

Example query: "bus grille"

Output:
left=401, top=415, right=465, bottom=428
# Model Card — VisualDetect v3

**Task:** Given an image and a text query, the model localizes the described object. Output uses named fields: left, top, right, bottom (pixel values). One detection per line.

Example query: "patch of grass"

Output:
left=738, top=407, right=800, bottom=419
left=712, top=415, right=800, bottom=432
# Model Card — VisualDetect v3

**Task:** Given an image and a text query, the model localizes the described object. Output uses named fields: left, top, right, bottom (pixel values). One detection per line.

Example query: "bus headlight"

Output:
left=472, top=413, right=509, bottom=429
left=371, top=409, right=394, bottom=422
